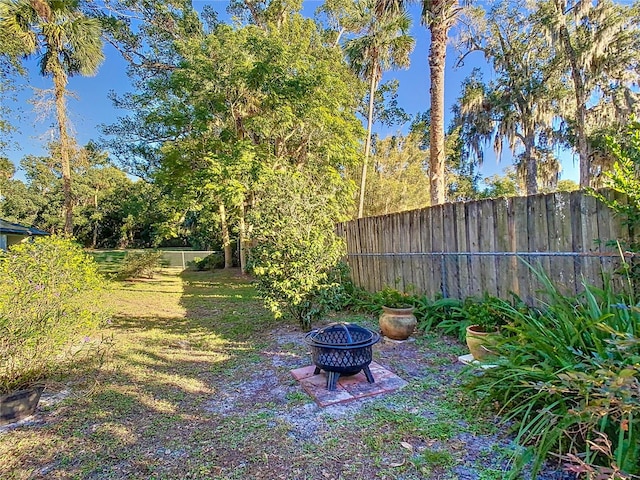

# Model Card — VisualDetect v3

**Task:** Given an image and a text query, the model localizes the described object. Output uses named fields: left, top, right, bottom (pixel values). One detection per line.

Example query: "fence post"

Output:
left=441, top=253, right=448, bottom=298
left=181, top=251, right=185, bottom=269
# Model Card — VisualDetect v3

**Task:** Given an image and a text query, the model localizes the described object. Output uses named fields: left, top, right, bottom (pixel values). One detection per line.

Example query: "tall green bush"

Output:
left=248, top=169, right=351, bottom=330
left=598, top=118, right=640, bottom=237
left=593, top=118, right=640, bottom=286
left=0, top=236, right=107, bottom=394
left=467, top=266, right=640, bottom=478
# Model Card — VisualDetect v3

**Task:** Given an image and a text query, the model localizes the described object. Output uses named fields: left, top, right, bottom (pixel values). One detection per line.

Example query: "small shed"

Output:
left=0, top=219, right=49, bottom=251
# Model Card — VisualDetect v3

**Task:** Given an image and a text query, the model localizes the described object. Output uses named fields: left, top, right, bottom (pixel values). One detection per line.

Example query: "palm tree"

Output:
left=0, top=0, right=104, bottom=234
left=377, top=0, right=460, bottom=206
left=343, top=0, right=414, bottom=218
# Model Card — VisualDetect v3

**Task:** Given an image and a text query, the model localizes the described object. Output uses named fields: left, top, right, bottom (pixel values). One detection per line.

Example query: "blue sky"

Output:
left=4, top=0, right=580, bottom=183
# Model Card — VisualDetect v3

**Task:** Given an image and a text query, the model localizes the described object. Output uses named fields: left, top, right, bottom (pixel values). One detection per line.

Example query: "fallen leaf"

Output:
left=388, top=460, right=406, bottom=467
left=400, top=442, right=413, bottom=451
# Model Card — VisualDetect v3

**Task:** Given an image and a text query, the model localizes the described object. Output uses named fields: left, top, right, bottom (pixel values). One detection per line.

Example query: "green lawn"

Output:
left=87, top=250, right=130, bottom=274
left=0, top=268, right=538, bottom=479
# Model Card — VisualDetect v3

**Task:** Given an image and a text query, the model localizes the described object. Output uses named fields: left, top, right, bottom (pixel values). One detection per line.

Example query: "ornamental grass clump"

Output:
left=0, top=236, right=107, bottom=395
left=466, top=266, right=640, bottom=478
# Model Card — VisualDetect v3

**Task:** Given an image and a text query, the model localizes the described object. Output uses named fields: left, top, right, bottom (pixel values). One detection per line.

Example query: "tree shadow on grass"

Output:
left=0, top=268, right=315, bottom=479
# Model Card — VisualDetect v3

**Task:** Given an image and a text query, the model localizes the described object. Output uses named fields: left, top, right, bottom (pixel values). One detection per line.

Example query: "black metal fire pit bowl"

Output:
left=304, top=323, right=380, bottom=391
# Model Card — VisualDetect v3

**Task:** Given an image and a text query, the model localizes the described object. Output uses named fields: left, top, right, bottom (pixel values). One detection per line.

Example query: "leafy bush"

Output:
left=593, top=118, right=640, bottom=286
left=0, top=236, right=107, bottom=394
left=315, top=261, right=356, bottom=312
left=374, top=286, right=415, bottom=309
left=343, top=287, right=460, bottom=331
left=466, top=267, right=640, bottom=478
left=248, top=169, right=351, bottom=331
left=436, top=294, right=512, bottom=341
left=191, top=252, right=225, bottom=271
left=117, top=250, right=163, bottom=279
left=414, top=295, right=463, bottom=332
left=337, top=285, right=380, bottom=314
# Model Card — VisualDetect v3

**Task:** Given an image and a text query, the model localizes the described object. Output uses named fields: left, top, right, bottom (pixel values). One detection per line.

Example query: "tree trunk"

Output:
left=91, top=188, right=99, bottom=248
left=429, top=16, right=448, bottom=206
left=53, top=69, right=73, bottom=235
left=523, top=141, right=538, bottom=196
left=333, top=27, right=345, bottom=48
left=555, top=2, right=590, bottom=187
left=238, top=201, right=247, bottom=273
left=219, top=202, right=233, bottom=269
left=92, top=222, right=98, bottom=249
left=358, top=72, right=377, bottom=219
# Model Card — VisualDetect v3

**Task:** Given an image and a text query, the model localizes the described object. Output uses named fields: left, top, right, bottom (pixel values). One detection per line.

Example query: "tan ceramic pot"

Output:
left=379, top=306, right=417, bottom=340
left=465, top=325, right=499, bottom=360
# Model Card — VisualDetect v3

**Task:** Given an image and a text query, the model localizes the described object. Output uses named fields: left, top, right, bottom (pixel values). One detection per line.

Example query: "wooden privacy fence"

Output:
left=337, top=190, right=637, bottom=302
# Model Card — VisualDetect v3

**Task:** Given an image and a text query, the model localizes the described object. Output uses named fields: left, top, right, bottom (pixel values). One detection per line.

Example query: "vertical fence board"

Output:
left=421, top=208, right=435, bottom=297
left=570, top=191, right=585, bottom=296
left=466, top=202, right=482, bottom=297
left=430, top=205, right=445, bottom=297
left=377, top=216, right=386, bottom=291
left=494, top=198, right=512, bottom=298
left=581, top=194, right=601, bottom=290
left=442, top=203, right=458, bottom=298
left=385, top=214, right=395, bottom=289
left=511, top=196, right=531, bottom=302
left=403, top=212, right=411, bottom=291
left=343, top=222, right=354, bottom=288
left=398, top=212, right=409, bottom=291
left=550, top=193, right=573, bottom=294
left=393, top=213, right=402, bottom=289
left=408, top=210, right=423, bottom=293
left=596, top=192, right=615, bottom=278
left=389, top=214, right=398, bottom=290
left=479, top=199, right=498, bottom=297
left=349, top=220, right=359, bottom=288
left=532, top=195, right=551, bottom=295
left=455, top=202, right=470, bottom=299
left=362, top=219, right=372, bottom=291
left=355, top=219, right=365, bottom=291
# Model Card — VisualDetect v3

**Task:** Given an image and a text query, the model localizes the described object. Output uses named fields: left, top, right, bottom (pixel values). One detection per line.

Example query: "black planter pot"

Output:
left=0, top=385, right=45, bottom=426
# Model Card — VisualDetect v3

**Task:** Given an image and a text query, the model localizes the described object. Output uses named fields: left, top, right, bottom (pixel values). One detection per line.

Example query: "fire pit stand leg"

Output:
left=327, top=371, right=340, bottom=391
left=363, top=365, right=375, bottom=384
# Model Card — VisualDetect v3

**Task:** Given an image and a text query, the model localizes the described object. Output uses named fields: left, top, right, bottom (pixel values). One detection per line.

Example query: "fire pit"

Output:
left=304, top=323, right=380, bottom=391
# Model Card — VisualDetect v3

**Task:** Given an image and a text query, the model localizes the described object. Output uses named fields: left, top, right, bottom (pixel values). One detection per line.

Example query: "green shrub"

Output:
left=592, top=118, right=640, bottom=287
left=373, top=286, right=415, bottom=309
left=343, top=286, right=419, bottom=314
left=415, top=295, right=463, bottom=332
left=191, top=252, right=224, bottom=271
left=117, top=250, right=163, bottom=279
left=0, top=236, right=107, bottom=394
left=436, top=294, right=512, bottom=341
left=339, top=285, right=380, bottom=314
left=248, top=169, right=350, bottom=331
left=315, top=261, right=356, bottom=312
left=466, top=266, right=640, bottom=478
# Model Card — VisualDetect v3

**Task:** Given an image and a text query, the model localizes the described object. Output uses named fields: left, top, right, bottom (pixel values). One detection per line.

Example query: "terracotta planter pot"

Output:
left=379, top=306, right=417, bottom=340
left=465, top=325, right=499, bottom=361
left=0, top=385, right=44, bottom=426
